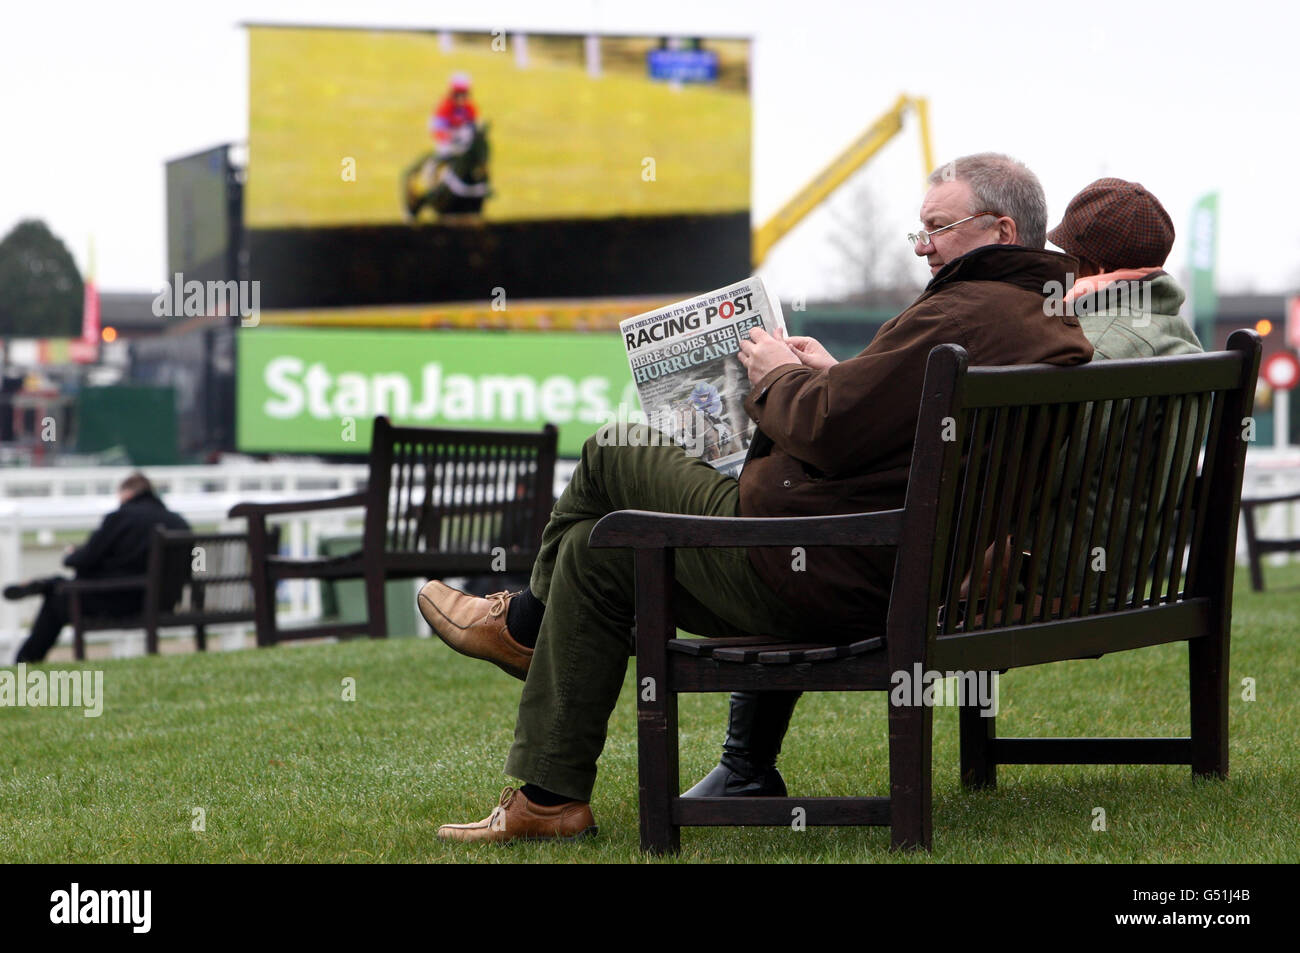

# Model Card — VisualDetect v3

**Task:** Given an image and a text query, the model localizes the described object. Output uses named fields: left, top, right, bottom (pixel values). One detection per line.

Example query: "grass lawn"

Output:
left=2, top=565, right=1298, bottom=864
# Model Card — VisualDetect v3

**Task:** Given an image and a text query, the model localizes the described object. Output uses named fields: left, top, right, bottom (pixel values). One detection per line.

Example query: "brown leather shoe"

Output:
left=437, top=787, right=597, bottom=844
left=417, top=581, right=533, bottom=680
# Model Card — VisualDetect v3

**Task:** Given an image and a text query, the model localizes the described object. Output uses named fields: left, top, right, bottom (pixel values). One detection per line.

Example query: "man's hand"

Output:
left=783, top=334, right=838, bottom=371
left=738, top=328, right=801, bottom=387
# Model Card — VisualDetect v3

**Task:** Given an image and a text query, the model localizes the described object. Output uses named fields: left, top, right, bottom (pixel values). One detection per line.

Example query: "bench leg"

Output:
left=638, top=682, right=680, bottom=855
left=888, top=698, right=934, bottom=850
left=252, top=570, right=278, bottom=647
left=145, top=599, right=160, bottom=656
left=1189, top=633, right=1229, bottom=778
left=364, top=567, right=388, bottom=639
left=959, top=698, right=997, bottom=790
left=1242, top=505, right=1265, bottom=592
left=193, top=586, right=207, bottom=652
left=635, top=549, right=679, bottom=855
left=69, top=594, right=86, bottom=662
left=246, top=519, right=278, bottom=647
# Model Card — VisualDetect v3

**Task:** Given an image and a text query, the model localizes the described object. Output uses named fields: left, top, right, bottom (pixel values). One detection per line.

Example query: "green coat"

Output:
left=1075, top=272, right=1202, bottom=359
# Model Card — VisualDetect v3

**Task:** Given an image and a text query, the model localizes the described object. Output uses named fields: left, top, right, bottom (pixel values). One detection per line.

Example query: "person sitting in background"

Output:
left=1047, top=176, right=1202, bottom=357
left=5, top=472, right=190, bottom=662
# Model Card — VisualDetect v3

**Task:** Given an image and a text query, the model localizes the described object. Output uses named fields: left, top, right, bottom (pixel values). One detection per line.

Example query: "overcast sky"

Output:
left=1, top=0, right=1293, bottom=303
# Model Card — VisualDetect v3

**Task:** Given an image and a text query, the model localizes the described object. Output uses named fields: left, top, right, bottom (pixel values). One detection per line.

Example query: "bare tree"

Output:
left=824, top=179, right=924, bottom=308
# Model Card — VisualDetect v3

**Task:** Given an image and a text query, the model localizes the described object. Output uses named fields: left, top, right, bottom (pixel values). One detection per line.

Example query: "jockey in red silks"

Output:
left=430, top=72, right=478, bottom=158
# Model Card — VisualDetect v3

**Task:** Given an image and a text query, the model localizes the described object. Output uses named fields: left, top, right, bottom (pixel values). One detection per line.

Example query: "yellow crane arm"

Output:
left=751, top=94, right=934, bottom=268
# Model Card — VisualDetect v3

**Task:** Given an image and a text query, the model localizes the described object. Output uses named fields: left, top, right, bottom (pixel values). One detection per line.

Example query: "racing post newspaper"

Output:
left=617, top=276, right=786, bottom=478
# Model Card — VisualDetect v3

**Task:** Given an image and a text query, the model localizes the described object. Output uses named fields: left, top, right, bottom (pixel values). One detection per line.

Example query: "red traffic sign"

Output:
left=1263, top=351, right=1300, bottom=390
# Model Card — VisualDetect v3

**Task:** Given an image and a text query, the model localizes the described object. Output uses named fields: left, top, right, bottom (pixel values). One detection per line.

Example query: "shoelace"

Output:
left=485, top=591, right=517, bottom=618
left=487, top=786, right=517, bottom=831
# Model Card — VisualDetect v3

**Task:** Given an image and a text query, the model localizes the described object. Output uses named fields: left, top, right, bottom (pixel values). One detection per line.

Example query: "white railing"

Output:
left=0, top=459, right=576, bottom=500
left=0, top=491, right=365, bottom=657
left=0, top=458, right=577, bottom=657
left=0, top=461, right=372, bottom=499
left=1, top=451, right=1292, bottom=658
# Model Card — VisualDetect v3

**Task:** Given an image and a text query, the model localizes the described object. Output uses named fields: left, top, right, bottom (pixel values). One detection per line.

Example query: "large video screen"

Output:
left=244, top=26, right=752, bottom=310
left=166, top=145, right=234, bottom=284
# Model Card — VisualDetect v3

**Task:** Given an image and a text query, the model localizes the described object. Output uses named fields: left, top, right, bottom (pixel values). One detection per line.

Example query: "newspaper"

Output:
left=618, top=276, right=786, bottom=478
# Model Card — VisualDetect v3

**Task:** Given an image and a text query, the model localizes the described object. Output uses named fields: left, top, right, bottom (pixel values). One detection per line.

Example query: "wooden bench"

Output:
left=229, top=416, right=557, bottom=645
left=1240, top=490, right=1300, bottom=590
left=66, top=527, right=272, bottom=659
left=589, top=330, right=1261, bottom=853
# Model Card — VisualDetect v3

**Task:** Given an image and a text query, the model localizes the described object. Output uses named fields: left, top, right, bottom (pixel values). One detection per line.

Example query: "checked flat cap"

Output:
left=1047, top=177, right=1175, bottom=272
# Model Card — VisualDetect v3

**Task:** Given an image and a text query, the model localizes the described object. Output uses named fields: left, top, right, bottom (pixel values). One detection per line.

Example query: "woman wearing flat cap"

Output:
left=1047, top=177, right=1202, bottom=358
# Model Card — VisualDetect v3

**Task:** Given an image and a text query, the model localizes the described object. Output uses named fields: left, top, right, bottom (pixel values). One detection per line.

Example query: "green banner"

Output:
left=237, top=329, right=639, bottom=456
left=1188, top=192, right=1218, bottom=347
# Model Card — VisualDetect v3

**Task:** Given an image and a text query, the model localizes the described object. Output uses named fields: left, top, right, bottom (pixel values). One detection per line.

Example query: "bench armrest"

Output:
left=1241, top=491, right=1300, bottom=507
left=229, top=490, right=367, bottom=519
left=59, top=576, right=149, bottom=595
left=61, top=577, right=149, bottom=625
left=589, top=508, right=904, bottom=549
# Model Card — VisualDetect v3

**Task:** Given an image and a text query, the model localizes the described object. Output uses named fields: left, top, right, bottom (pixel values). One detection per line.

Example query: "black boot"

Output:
left=682, top=690, right=802, bottom=797
left=3, top=577, right=61, bottom=601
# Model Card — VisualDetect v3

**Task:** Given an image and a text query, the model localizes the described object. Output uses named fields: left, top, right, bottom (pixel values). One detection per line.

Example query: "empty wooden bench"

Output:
left=229, top=416, right=558, bottom=645
left=589, top=330, right=1261, bottom=853
left=66, top=527, right=272, bottom=659
left=1240, top=490, right=1300, bottom=590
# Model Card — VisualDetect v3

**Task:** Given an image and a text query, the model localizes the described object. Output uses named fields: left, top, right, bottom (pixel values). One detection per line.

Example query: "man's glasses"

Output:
left=908, top=211, right=998, bottom=247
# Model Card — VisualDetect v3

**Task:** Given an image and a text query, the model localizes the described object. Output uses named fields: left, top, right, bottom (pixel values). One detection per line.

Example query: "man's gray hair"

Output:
left=927, top=153, right=1047, bottom=250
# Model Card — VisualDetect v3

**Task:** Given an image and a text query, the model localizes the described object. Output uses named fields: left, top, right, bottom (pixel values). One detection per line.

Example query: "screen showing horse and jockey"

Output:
left=246, top=27, right=750, bottom=227
left=243, top=26, right=752, bottom=310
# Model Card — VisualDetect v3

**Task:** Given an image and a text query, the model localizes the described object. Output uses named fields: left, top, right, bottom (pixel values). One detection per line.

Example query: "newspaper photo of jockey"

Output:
left=657, top=376, right=747, bottom=466
left=402, top=72, right=492, bottom=221
left=687, top=380, right=736, bottom=450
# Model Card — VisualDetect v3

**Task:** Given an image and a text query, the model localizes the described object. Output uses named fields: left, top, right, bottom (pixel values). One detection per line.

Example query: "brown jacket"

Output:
left=739, top=244, right=1094, bottom=638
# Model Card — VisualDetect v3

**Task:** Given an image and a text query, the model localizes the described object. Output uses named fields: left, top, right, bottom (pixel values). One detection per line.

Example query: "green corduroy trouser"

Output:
left=504, top=423, right=805, bottom=801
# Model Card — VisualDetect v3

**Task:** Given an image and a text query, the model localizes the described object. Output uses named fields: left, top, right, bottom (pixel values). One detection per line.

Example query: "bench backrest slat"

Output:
left=149, top=528, right=274, bottom=617
left=888, top=331, right=1261, bottom=668
left=362, top=416, right=558, bottom=563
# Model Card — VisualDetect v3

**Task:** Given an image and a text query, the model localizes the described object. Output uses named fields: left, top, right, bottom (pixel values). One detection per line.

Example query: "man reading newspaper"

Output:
left=419, top=153, right=1094, bottom=842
